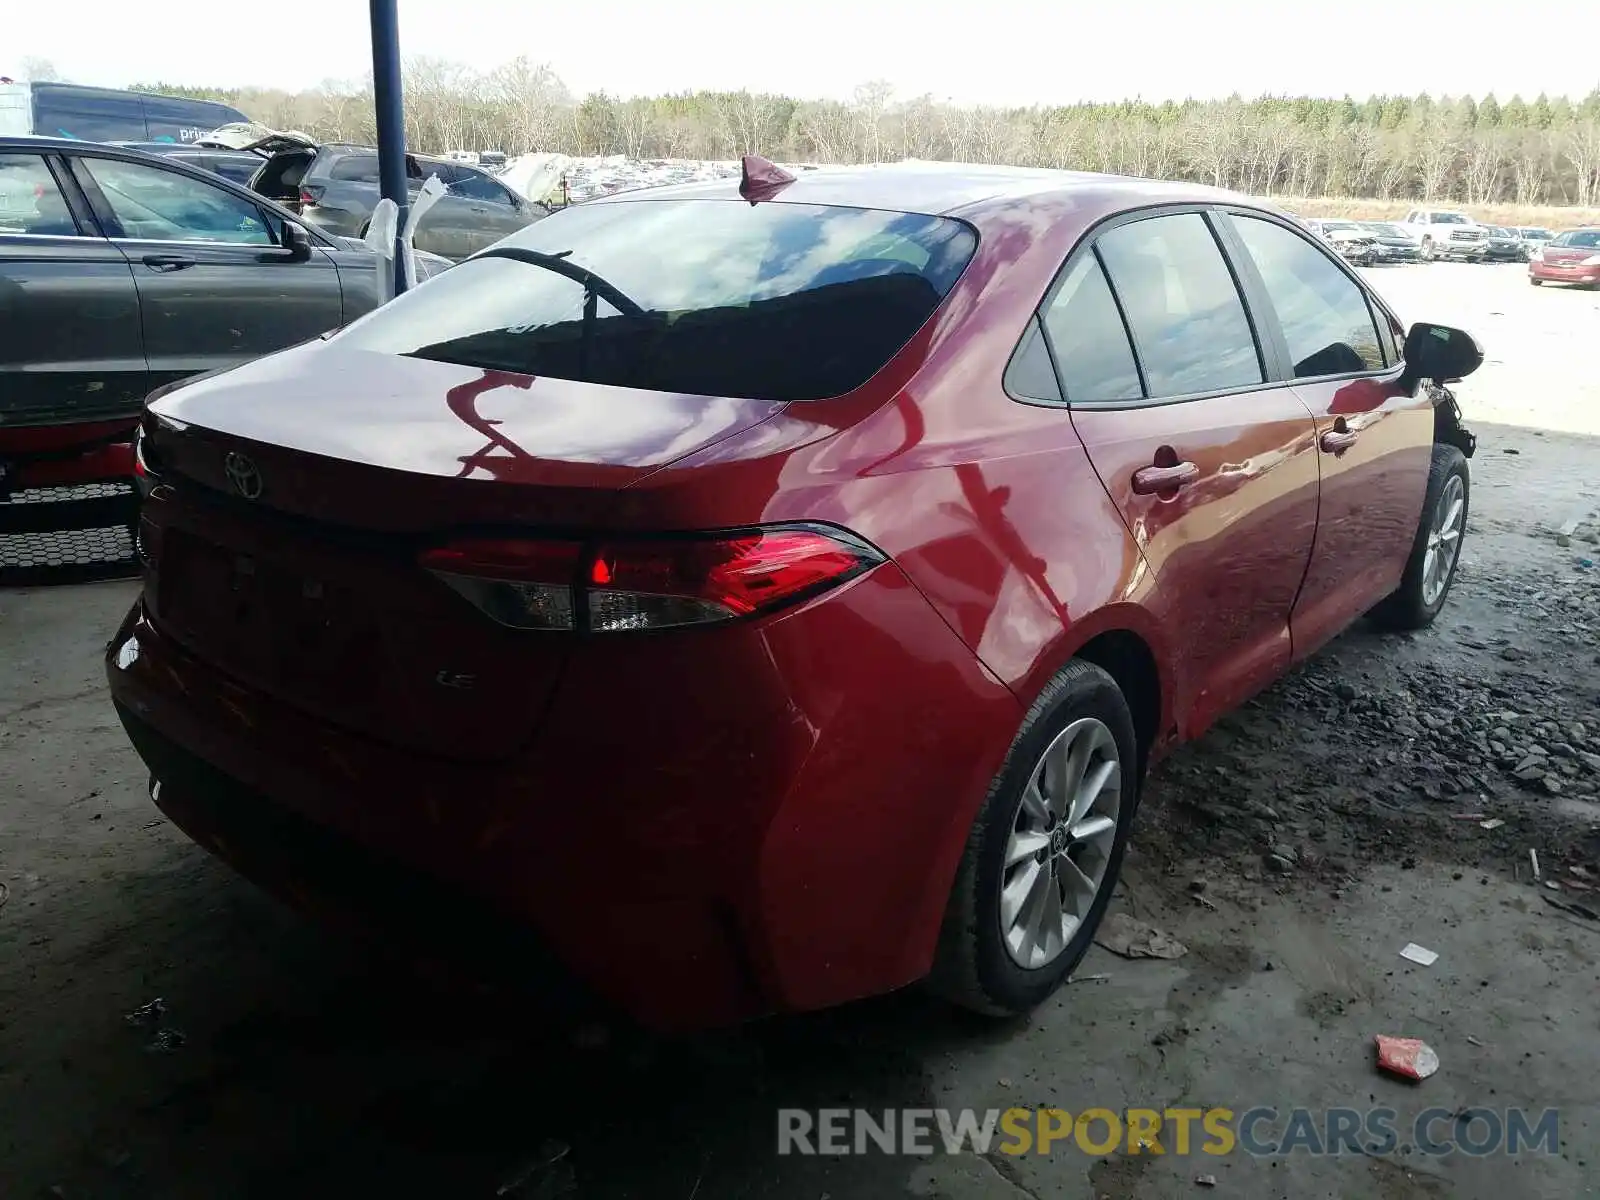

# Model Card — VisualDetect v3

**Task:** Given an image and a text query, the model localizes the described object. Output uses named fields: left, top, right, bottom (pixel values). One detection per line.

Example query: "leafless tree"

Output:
left=852, top=80, right=893, bottom=163
left=1563, top=119, right=1600, bottom=207
left=1461, top=135, right=1505, bottom=204
left=21, top=57, right=63, bottom=82
left=1414, top=114, right=1458, bottom=201
left=1509, top=131, right=1549, bottom=205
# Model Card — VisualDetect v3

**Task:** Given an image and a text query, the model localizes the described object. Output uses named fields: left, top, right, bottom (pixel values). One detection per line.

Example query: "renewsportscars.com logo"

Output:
left=777, top=1106, right=1561, bottom=1159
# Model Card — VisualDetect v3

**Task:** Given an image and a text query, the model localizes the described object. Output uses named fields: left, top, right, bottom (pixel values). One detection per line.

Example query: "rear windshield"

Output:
left=1551, top=230, right=1600, bottom=248
left=333, top=198, right=977, bottom=402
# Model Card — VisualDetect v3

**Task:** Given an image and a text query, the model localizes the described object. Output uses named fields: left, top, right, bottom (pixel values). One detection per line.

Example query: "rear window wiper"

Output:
left=473, top=247, right=654, bottom=378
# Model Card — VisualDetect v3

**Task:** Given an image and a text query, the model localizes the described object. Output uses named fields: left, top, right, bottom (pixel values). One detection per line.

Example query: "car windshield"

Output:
left=333, top=198, right=977, bottom=402
left=1370, top=223, right=1407, bottom=236
left=1522, top=228, right=1551, bottom=238
left=1550, top=230, right=1600, bottom=248
left=1433, top=213, right=1469, bottom=224
left=1322, top=222, right=1357, bottom=233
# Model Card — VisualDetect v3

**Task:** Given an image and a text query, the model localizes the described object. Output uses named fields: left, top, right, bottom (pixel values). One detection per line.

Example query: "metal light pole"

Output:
left=369, top=0, right=409, bottom=296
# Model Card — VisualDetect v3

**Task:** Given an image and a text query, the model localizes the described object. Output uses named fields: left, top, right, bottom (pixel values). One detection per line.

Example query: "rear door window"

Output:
left=451, top=168, right=515, bottom=205
left=0, top=153, right=82, bottom=236
left=334, top=198, right=976, bottom=402
left=1096, top=213, right=1264, bottom=398
left=1230, top=215, right=1386, bottom=376
left=329, top=155, right=381, bottom=183
left=1038, top=253, right=1142, bottom=403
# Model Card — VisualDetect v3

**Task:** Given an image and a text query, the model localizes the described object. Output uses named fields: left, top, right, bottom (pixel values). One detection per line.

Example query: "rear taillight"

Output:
left=420, top=525, right=883, bottom=633
left=419, top=538, right=581, bottom=631
left=298, top=185, right=325, bottom=207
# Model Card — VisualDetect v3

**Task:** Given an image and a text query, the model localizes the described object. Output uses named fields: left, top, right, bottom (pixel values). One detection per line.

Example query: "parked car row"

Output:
left=129, top=123, right=551, bottom=262
left=1292, top=210, right=1560, bottom=266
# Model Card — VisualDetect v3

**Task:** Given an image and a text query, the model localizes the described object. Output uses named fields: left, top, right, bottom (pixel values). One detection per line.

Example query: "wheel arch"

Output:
left=1012, top=604, right=1177, bottom=778
left=1074, top=628, right=1164, bottom=781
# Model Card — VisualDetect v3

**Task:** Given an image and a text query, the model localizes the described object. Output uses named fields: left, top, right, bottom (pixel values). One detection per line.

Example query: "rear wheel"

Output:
left=1530, top=276, right=1543, bottom=286
left=929, top=661, right=1138, bottom=1016
left=1370, top=443, right=1469, bottom=631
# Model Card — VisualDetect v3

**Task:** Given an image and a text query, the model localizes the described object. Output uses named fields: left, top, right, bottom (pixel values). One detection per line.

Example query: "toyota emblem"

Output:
left=223, top=451, right=263, bottom=500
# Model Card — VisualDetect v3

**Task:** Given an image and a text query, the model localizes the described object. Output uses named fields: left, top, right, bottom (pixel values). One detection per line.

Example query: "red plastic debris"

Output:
left=1374, top=1035, right=1440, bottom=1081
left=739, top=154, right=796, bottom=204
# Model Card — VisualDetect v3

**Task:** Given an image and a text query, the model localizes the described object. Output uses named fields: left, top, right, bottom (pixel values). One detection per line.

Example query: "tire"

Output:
left=1420, top=237, right=1434, bottom=261
left=1530, top=277, right=1543, bottom=286
left=1370, top=443, right=1470, bottom=631
left=929, top=660, right=1139, bottom=1016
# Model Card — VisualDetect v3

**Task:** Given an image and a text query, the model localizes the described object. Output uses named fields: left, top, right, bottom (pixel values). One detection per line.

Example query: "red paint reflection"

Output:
left=445, top=369, right=535, bottom=478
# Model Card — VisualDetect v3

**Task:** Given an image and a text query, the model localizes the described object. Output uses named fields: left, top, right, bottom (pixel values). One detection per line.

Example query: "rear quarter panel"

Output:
left=624, top=190, right=1173, bottom=724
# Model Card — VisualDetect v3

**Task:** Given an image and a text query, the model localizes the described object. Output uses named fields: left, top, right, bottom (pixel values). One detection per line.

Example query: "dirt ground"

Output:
left=3, top=263, right=1599, bottom=1199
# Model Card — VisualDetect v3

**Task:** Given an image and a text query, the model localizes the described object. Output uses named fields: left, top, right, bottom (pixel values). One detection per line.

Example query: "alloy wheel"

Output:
left=1000, top=717, right=1122, bottom=969
left=1421, top=472, right=1465, bottom=607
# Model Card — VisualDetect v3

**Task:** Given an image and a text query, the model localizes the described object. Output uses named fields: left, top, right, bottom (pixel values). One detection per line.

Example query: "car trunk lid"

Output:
left=194, top=121, right=319, bottom=155
left=141, top=345, right=783, bottom=760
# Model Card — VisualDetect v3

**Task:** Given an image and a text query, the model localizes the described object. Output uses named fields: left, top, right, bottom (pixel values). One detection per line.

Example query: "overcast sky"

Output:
left=12, top=0, right=1599, bottom=106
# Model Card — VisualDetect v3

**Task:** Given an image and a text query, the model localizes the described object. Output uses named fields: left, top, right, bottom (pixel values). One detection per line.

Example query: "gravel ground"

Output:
left=2, top=262, right=1599, bottom=1200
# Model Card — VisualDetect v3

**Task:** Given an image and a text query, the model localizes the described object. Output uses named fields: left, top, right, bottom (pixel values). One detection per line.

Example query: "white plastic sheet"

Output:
left=361, top=173, right=449, bottom=302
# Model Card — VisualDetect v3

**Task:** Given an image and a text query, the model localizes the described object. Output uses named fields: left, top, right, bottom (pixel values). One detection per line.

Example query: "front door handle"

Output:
left=142, top=254, right=195, bottom=272
left=1320, top=429, right=1358, bottom=454
left=1132, top=461, right=1199, bottom=495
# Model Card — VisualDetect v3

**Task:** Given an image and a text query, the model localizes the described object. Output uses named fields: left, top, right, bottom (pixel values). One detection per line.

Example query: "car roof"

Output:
left=587, top=161, right=1255, bottom=227
left=0, top=135, right=255, bottom=174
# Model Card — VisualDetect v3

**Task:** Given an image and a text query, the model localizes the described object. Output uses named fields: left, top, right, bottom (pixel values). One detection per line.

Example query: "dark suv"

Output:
left=244, top=134, right=548, bottom=260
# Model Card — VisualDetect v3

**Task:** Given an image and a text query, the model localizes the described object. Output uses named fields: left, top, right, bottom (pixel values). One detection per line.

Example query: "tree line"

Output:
left=129, top=60, right=1600, bottom=208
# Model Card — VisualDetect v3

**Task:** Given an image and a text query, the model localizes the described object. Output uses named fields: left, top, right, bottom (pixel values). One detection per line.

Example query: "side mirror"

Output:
left=1401, top=322, right=1483, bottom=389
left=283, top=221, right=313, bottom=262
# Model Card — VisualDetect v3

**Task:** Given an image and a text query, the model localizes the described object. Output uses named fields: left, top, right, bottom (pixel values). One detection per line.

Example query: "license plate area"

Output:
left=161, top=529, right=378, bottom=703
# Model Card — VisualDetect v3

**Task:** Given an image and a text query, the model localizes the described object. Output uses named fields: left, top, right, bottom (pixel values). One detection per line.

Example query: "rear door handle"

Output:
left=1320, top=429, right=1358, bottom=454
left=1132, top=461, right=1199, bottom=495
left=142, top=254, right=195, bottom=272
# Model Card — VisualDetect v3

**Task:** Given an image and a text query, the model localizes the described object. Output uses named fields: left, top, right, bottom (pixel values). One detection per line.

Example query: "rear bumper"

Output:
left=106, top=565, right=1020, bottom=1028
left=119, top=702, right=604, bottom=1015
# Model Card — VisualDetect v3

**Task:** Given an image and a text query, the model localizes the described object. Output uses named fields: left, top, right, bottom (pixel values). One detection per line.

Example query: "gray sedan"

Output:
left=0, top=136, right=449, bottom=436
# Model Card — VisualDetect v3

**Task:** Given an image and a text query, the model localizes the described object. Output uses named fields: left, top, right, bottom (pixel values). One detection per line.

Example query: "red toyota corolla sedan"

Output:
left=108, top=160, right=1482, bottom=1029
